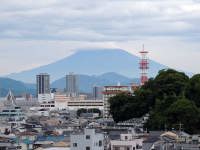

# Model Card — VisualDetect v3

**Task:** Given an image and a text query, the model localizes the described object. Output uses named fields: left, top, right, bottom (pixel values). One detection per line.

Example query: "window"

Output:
left=73, top=143, right=77, bottom=147
left=86, top=135, right=90, bottom=140
left=125, top=136, right=128, bottom=140
left=99, top=140, right=102, bottom=147
left=86, top=146, right=90, bottom=150
left=136, top=144, right=142, bottom=149
left=114, top=147, right=120, bottom=150
left=2, top=110, right=9, bottom=112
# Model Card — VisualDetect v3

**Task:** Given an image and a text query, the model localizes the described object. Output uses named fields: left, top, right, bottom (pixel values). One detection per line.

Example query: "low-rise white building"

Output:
left=70, top=128, right=105, bottom=150
left=38, top=93, right=52, bottom=103
left=40, top=100, right=55, bottom=110
left=54, top=93, right=103, bottom=111
left=110, top=134, right=143, bottom=150
left=68, top=100, right=103, bottom=110
left=54, top=93, right=70, bottom=110
left=0, top=90, right=26, bottom=126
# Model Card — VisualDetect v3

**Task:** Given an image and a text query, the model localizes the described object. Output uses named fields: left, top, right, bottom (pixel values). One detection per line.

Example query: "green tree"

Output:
left=135, top=69, right=189, bottom=111
left=77, top=108, right=102, bottom=117
left=109, top=93, right=147, bottom=122
left=109, top=93, right=130, bottom=122
left=154, top=69, right=189, bottom=98
left=186, top=74, right=200, bottom=107
left=88, top=108, right=101, bottom=116
left=109, top=69, right=200, bottom=133
left=166, top=98, right=200, bottom=134
left=145, top=99, right=167, bottom=130
left=77, top=108, right=87, bottom=117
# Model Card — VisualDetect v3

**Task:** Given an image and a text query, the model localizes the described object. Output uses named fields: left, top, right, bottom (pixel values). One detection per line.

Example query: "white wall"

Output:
left=70, top=128, right=104, bottom=150
left=38, top=94, right=52, bottom=103
left=110, top=135, right=143, bottom=150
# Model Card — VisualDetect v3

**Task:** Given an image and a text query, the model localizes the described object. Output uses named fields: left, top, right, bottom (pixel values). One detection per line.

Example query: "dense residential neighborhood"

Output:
left=0, top=69, right=199, bottom=150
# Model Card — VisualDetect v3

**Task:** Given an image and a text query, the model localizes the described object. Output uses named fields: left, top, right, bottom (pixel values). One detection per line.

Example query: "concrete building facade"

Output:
left=93, top=86, right=103, bottom=100
left=36, top=73, right=53, bottom=103
left=36, top=73, right=50, bottom=95
left=66, top=72, right=78, bottom=97
left=70, top=128, right=105, bottom=150
left=54, top=93, right=70, bottom=110
left=110, top=134, right=143, bottom=150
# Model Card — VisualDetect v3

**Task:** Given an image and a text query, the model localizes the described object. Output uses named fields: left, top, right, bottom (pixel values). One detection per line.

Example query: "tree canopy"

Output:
left=109, top=93, right=147, bottom=122
left=166, top=98, right=200, bottom=133
left=77, top=108, right=101, bottom=117
left=109, top=69, right=200, bottom=134
left=185, top=74, right=200, bottom=107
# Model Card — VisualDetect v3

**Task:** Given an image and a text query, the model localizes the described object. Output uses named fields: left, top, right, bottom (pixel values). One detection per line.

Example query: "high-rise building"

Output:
left=36, top=73, right=50, bottom=95
left=93, top=86, right=103, bottom=100
left=66, top=72, right=78, bottom=97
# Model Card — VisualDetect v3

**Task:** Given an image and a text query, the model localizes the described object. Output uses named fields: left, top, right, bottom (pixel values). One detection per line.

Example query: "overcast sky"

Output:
left=0, top=0, right=200, bottom=75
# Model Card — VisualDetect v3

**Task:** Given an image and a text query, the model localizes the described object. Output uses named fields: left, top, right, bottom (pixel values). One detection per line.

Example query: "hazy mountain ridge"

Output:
left=0, top=73, right=139, bottom=96
left=7, top=48, right=166, bottom=83
left=1, top=48, right=168, bottom=96
left=51, top=72, right=140, bottom=93
left=0, top=77, right=35, bottom=96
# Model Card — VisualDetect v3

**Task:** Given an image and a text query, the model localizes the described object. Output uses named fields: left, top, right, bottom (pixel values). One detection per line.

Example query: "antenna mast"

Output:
left=139, top=45, right=149, bottom=85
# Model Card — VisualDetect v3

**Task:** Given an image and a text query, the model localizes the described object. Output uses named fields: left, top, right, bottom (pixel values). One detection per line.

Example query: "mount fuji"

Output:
left=7, top=48, right=167, bottom=83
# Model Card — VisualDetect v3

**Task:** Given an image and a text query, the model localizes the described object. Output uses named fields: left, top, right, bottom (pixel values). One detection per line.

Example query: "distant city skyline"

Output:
left=0, top=0, right=200, bottom=75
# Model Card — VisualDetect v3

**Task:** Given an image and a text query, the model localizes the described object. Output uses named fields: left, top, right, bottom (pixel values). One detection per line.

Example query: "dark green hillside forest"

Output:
left=109, top=69, right=200, bottom=134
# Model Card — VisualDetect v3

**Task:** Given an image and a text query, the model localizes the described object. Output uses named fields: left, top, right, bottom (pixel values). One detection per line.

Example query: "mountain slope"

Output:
left=51, top=72, right=139, bottom=93
left=7, top=48, right=167, bottom=83
left=0, top=72, right=138, bottom=96
left=0, top=78, right=35, bottom=96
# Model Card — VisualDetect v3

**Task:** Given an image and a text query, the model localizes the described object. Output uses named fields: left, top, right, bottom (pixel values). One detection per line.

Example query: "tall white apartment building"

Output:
left=36, top=73, right=50, bottom=95
left=66, top=72, right=78, bottom=97
left=36, top=73, right=51, bottom=103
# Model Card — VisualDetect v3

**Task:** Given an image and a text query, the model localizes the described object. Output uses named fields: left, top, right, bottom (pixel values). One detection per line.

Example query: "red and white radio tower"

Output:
left=139, top=45, right=149, bottom=85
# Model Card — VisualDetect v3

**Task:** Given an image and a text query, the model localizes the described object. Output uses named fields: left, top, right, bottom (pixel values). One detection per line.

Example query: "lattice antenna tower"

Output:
left=139, top=45, right=149, bottom=85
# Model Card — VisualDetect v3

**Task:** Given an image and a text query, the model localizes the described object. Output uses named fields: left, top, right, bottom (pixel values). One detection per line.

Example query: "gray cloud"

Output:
left=0, top=0, right=200, bottom=75
left=0, top=0, right=199, bottom=41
